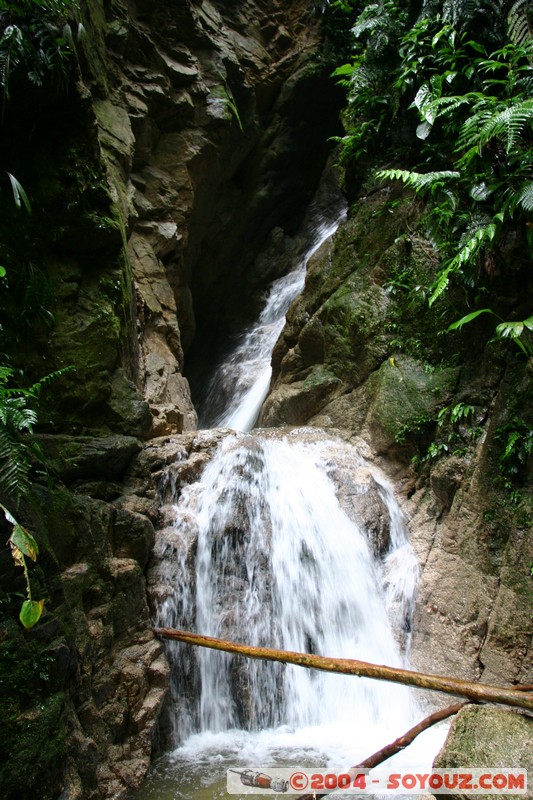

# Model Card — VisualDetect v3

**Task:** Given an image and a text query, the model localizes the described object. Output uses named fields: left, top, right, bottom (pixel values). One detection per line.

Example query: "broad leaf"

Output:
left=416, top=121, right=433, bottom=139
left=496, top=320, right=525, bottom=338
left=19, top=599, right=44, bottom=630
left=447, top=308, right=496, bottom=331
left=9, top=523, right=39, bottom=560
left=6, top=172, right=32, bottom=214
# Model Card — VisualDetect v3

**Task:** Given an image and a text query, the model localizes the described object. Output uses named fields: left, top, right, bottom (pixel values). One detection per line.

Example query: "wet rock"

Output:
left=434, top=706, right=533, bottom=800
left=36, top=435, right=142, bottom=483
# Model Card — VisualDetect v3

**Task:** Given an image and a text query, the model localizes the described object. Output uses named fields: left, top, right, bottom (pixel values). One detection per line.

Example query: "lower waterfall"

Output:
left=137, top=430, right=448, bottom=800
left=133, top=186, right=448, bottom=800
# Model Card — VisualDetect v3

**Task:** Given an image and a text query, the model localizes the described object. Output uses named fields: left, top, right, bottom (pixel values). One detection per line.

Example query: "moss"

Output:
left=77, top=0, right=111, bottom=97
left=302, top=365, right=342, bottom=391
left=435, top=705, right=533, bottom=798
left=319, top=281, right=389, bottom=383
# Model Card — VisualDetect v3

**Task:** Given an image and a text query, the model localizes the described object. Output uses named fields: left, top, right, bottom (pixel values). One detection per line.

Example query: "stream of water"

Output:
left=131, top=190, right=448, bottom=800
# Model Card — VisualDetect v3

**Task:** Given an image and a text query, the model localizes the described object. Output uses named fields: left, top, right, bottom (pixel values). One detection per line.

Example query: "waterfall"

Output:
left=140, top=181, right=448, bottom=799
left=198, top=191, right=346, bottom=431
left=148, top=428, right=449, bottom=790
left=154, top=431, right=417, bottom=747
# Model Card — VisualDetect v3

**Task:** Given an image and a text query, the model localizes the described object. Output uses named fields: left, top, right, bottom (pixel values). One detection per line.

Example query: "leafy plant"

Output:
left=1, top=502, right=44, bottom=628
left=448, top=309, right=533, bottom=355
left=0, top=365, right=72, bottom=628
left=0, top=0, right=81, bottom=101
left=5, top=171, right=31, bottom=213
left=495, top=415, right=533, bottom=490
left=212, top=84, right=243, bottom=132
left=335, top=1, right=532, bottom=337
left=0, top=366, right=40, bottom=505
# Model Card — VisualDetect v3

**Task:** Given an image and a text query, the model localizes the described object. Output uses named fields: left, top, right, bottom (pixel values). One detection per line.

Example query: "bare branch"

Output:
left=297, top=701, right=471, bottom=800
left=154, top=627, right=533, bottom=712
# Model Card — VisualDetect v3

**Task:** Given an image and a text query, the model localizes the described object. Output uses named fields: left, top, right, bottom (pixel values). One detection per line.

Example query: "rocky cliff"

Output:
left=0, top=1, right=345, bottom=798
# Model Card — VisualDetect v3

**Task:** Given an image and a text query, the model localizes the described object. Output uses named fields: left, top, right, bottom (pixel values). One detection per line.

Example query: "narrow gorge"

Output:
left=0, top=1, right=531, bottom=799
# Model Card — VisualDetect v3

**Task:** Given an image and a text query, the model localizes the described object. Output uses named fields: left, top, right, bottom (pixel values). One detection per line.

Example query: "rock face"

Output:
left=78, top=0, right=343, bottom=437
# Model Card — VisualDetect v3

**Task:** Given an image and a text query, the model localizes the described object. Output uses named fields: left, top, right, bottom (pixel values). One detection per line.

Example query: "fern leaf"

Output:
left=478, top=99, right=533, bottom=152
left=429, top=262, right=455, bottom=306
left=513, top=181, right=533, bottom=211
left=508, top=0, right=533, bottom=46
left=377, top=168, right=460, bottom=192
left=351, top=5, right=382, bottom=39
left=0, top=427, right=31, bottom=504
left=430, top=219, right=500, bottom=305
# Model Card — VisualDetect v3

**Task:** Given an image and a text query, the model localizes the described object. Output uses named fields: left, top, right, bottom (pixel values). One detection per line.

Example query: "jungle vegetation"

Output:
left=327, top=0, right=532, bottom=353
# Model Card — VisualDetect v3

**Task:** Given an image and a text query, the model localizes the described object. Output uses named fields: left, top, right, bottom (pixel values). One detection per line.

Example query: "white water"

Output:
left=199, top=209, right=345, bottom=431
left=139, top=192, right=448, bottom=800
left=148, top=432, right=447, bottom=789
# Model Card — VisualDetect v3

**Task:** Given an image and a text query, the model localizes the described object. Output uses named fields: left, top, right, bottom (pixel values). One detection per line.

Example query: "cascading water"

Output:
left=198, top=191, right=347, bottom=432
left=135, top=182, right=448, bottom=800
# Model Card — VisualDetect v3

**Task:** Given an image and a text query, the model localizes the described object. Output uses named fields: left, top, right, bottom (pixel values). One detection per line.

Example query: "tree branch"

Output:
left=153, top=627, right=533, bottom=712
left=297, top=701, right=471, bottom=800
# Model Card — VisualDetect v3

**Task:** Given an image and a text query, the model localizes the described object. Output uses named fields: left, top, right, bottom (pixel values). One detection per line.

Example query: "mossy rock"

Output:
left=367, top=355, right=458, bottom=452
left=434, top=705, right=533, bottom=800
left=316, top=280, right=390, bottom=384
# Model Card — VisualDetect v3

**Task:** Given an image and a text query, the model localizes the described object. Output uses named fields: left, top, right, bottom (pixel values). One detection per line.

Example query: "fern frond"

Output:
left=457, top=100, right=495, bottom=150
left=0, top=400, right=37, bottom=432
left=513, top=180, right=533, bottom=211
left=433, top=94, right=472, bottom=117
left=351, top=5, right=382, bottom=39
left=508, top=0, right=533, bottom=46
left=479, top=99, right=533, bottom=152
left=429, top=262, right=455, bottom=306
left=429, top=218, right=499, bottom=305
left=377, top=168, right=460, bottom=192
left=0, top=426, right=32, bottom=504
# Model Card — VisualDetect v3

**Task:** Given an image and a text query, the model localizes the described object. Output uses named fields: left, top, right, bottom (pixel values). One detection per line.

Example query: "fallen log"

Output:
left=297, top=701, right=470, bottom=800
left=153, top=627, right=533, bottom=712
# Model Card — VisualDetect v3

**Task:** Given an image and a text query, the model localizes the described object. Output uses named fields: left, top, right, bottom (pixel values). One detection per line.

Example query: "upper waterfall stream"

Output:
left=198, top=193, right=346, bottom=432
left=132, top=189, right=448, bottom=800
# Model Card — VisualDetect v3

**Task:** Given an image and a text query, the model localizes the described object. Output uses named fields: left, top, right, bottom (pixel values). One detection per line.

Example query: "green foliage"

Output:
left=0, top=0, right=81, bottom=99
left=448, top=309, right=533, bottom=355
left=412, top=399, right=481, bottom=465
left=212, top=84, right=243, bottom=132
left=331, top=0, right=408, bottom=160
left=1, top=502, right=44, bottom=628
left=508, top=0, right=533, bottom=47
left=0, top=367, right=39, bottom=505
left=335, top=1, right=532, bottom=339
left=0, top=366, right=70, bottom=629
left=376, top=168, right=460, bottom=192
left=495, top=415, right=533, bottom=489
left=5, top=171, right=30, bottom=213
left=0, top=366, right=72, bottom=504
left=0, top=621, right=66, bottom=800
